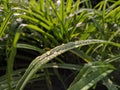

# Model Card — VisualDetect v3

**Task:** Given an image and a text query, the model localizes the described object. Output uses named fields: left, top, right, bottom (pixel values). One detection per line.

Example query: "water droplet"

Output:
left=46, top=51, right=50, bottom=55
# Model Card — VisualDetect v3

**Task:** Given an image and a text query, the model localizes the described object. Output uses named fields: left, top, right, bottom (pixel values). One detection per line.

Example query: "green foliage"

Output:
left=68, top=62, right=114, bottom=90
left=1, top=0, right=120, bottom=90
left=15, top=39, right=120, bottom=90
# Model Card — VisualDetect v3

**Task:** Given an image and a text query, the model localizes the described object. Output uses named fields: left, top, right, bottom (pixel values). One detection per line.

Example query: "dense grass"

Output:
left=0, top=0, right=120, bottom=90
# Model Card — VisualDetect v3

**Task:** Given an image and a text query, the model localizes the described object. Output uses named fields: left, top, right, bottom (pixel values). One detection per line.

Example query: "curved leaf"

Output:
left=16, top=39, right=120, bottom=90
left=67, top=62, right=114, bottom=90
left=0, top=12, right=13, bottom=37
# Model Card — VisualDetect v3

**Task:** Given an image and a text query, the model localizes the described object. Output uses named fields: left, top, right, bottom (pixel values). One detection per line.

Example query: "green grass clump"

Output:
left=0, top=0, right=120, bottom=90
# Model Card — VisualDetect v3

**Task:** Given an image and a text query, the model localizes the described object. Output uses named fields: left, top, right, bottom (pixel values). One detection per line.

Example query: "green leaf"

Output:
left=70, top=48, right=93, bottom=63
left=102, top=29, right=120, bottom=51
left=17, top=43, right=45, bottom=53
left=105, top=54, right=120, bottom=63
left=22, top=15, right=51, bottom=30
left=66, top=0, right=72, bottom=14
left=103, top=78, right=118, bottom=90
left=60, top=0, right=64, bottom=22
left=42, top=63, right=82, bottom=71
left=16, top=39, right=120, bottom=90
left=7, top=24, right=26, bottom=90
left=0, top=69, right=25, bottom=90
left=67, top=62, right=114, bottom=90
left=105, top=6, right=120, bottom=18
left=26, top=24, right=58, bottom=45
left=0, top=11, right=13, bottom=37
left=39, top=0, right=44, bottom=11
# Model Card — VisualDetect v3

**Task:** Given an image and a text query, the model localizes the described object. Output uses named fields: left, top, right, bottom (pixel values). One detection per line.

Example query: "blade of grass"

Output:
left=70, top=48, right=93, bottom=63
left=7, top=24, right=26, bottom=90
left=60, top=0, right=64, bottom=22
left=22, top=15, right=51, bottom=30
left=17, top=43, right=45, bottom=53
left=44, top=69, right=53, bottom=90
left=105, top=6, right=120, bottom=18
left=71, top=0, right=80, bottom=13
left=39, top=0, right=44, bottom=11
left=105, top=54, right=120, bottom=63
left=102, top=29, right=120, bottom=51
left=66, top=0, right=72, bottom=14
left=26, top=24, right=58, bottom=45
left=53, top=68, right=67, bottom=89
left=67, top=62, right=114, bottom=90
left=22, top=9, right=53, bottom=26
left=0, top=11, right=13, bottom=37
left=48, top=0, right=67, bottom=38
left=103, top=78, right=118, bottom=90
left=42, top=63, right=82, bottom=71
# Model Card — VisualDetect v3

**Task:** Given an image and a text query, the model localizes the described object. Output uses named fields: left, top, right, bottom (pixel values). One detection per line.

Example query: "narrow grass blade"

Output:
left=22, top=15, right=51, bottom=30
left=7, top=24, right=26, bottom=90
left=26, top=24, right=58, bottom=45
left=66, top=0, right=72, bottom=14
left=70, top=48, right=93, bottom=63
left=39, top=0, right=44, bottom=11
left=42, top=63, right=82, bottom=71
left=94, top=1, right=104, bottom=10
left=60, top=0, right=64, bottom=22
left=0, top=69, right=25, bottom=90
left=67, top=62, right=114, bottom=90
left=48, top=0, right=61, bottom=20
left=105, top=54, right=120, bottom=63
left=0, top=12, right=13, bottom=37
left=102, top=29, right=120, bottom=51
left=105, top=6, right=120, bottom=18
left=48, top=0, right=66, bottom=28
left=54, top=68, right=67, bottom=89
left=22, top=10, right=52, bottom=26
left=44, top=69, right=53, bottom=90
left=103, top=78, right=118, bottom=90
left=71, top=0, right=80, bottom=13
left=17, top=43, right=45, bottom=53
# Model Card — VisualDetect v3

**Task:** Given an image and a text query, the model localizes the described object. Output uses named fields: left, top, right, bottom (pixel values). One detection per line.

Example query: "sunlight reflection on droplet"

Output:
left=57, top=0, right=61, bottom=5
left=46, top=51, right=50, bottom=55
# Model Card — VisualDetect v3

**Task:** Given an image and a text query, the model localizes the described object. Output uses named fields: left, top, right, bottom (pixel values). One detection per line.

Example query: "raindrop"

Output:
left=46, top=51, right=50, bottom=55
